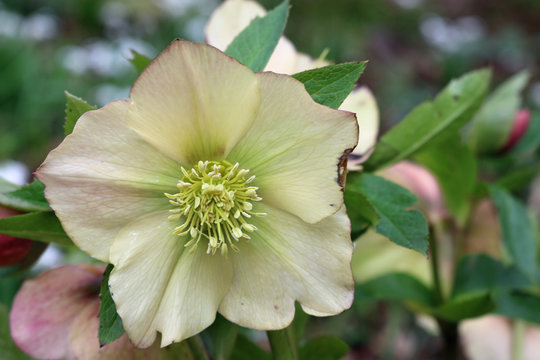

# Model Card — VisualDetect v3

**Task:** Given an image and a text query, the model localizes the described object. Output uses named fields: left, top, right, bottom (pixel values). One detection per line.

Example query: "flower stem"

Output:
left=267, top=326, right=298, bottom=360
left=186, top=335, right=210, bottom=360
left=429, top=224, right=444, bottom=304
left=430, top=224, right=460, bottom=359
left=511, top=320, right=525, bottom=360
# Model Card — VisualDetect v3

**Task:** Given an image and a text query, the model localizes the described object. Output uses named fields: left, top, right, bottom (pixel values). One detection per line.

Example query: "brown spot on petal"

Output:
left=337, top=147, right=354, bottom=188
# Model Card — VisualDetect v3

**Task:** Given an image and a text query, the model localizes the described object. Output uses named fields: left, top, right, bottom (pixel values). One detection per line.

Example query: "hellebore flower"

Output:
left=10, top=265, right=173, bottom=359
left=37, top=40, right=357, bottom=347
left=205, top=0, right=379, bottom=160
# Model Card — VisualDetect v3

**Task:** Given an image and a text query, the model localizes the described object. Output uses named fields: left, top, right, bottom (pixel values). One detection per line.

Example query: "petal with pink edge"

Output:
left=227, top=72, right=358, bottom=224
left=127, top=40, right=260, bottom=165
left=10, top=265, right=103, bottom=359
left=219, top=204, right=354, bottom=329
left=109, top=211, right=233, bottom=348
left=37, top=100, right=179, bottom=262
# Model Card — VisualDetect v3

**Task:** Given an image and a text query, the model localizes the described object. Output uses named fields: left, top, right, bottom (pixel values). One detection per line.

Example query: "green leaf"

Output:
left=490, top=185, right=537, bottom=279
left=292, top=62, right=367, bottom=109
left=344, top=180, right=378, bottom=238
left=0, top=177, right=19, bottom=193
left=356, top=273, right=436, bottom=308
left=496, top=163, right=540, bottom=192
left=201, top=314, right=238, bottom=360
left=0, top=304, right=33, bottom=360
left=347, top=173, right=429, bottom=254
left=231, top=334, right=271, bottom=360
left=494, top=291, right=540, bottom=325
left=0, top=179, right=50, bottom=212
left=98, top=264, right=125, bottom=346
left=414, top=136, right=477, bottom=223
left=129, top=49, right=152, bottom=73
left=64, top=91, right=97, bottom=136
left=435, top=293, right=495, bottom=322
left=364, top=69, right=491, bottom=171
left=451, top=254, right=531, bottom=298
left=467, top=70, right=530, bottom=153
left=298, top=337, right=349, bottom=360
left=0, top=211, right=73, bottom=246
left=225, top=0, right=289, bottom=72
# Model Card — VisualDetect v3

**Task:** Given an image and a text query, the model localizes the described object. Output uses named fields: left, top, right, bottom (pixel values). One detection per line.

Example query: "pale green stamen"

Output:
left=165, top=160, right=265, bottom=256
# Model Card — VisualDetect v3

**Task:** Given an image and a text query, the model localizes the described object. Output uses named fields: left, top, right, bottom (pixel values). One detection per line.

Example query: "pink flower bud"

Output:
left=501, top=109, right=531, bottom=152
left=0, top=206, right=33, bottom=267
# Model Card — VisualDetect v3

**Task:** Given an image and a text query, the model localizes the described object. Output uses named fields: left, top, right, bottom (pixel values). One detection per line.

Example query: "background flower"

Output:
left=9, top=264, right=177, bottom=359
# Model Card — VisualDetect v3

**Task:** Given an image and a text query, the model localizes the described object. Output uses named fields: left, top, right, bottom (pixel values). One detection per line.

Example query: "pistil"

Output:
left=165, top=160, right=265, bottom=256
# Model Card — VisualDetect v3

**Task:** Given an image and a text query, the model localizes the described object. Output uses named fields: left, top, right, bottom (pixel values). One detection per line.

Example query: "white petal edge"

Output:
left=36, top=100, right=179, bottom=262
left=227, top=72, right=358, bottom=224
left=205, top=0, right=266, bottom=51
left=109, top=211, right=233, bottom=348
left=340, top=87, right=379, bottom=155
left=218, top=204, right=354, bottom=329
left=127, top=40, right=260, bottom=165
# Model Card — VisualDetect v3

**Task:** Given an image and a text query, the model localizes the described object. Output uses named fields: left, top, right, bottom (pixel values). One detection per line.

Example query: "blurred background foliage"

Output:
left=1, top=0, right=539, bottom=172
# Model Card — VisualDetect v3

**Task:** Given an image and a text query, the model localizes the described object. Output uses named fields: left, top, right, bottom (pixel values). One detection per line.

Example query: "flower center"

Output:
left=165, top=160, right=265, bottom=256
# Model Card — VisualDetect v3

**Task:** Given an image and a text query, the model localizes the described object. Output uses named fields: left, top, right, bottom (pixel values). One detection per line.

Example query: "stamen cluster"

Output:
left=166, top=160, right=265, bottom=256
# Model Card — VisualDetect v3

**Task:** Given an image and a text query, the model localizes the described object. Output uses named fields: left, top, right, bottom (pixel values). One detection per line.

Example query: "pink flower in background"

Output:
left=0, top=206, right=33, bottom=267
left=10, top=265, right=174, bottom=359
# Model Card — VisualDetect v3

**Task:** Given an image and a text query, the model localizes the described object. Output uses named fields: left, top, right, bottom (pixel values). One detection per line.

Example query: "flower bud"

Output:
left=0, top=206, right=33, bottom=267
left=500, top=109, right=531, bottom=152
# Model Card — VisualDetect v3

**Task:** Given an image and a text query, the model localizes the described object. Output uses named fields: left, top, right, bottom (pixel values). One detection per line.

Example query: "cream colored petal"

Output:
left=205, top=0, right=266, bottom=51
left=264, top=37, right=300, bottom=74
left=109, top=211, right=233, bottom=348
left=340, top=87, right=379, bottom=156
left=127, top=40, right=260, bottom=165
left=227, top=72, right=358, bottom=224
left=37, top=100, right=178, bottom=262
left=219, top=204, right=353, bottom=329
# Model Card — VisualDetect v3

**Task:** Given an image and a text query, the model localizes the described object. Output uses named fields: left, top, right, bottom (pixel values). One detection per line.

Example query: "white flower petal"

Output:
left=37, top=100, right=179, bottom=262
left=227, top=72, right=358, bottom=224
left=205, top=0, right=302, bottom=74
left=109, top=211, right=233, bottom=348
left=205, top=0, right=266, bottom=51
left=219, top=204, right=353, bottom=329
left=264, top=37, right=300, bottom=74
left=127, top=40, right=260, bottom=165
left=340, top=87, right=379, bottom=155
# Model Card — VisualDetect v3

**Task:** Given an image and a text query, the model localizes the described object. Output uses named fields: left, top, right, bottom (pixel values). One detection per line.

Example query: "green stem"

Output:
left=429, top=225, right=444, bottom=304
left=267, top=326, right=298, bottom=360
left=430, top=224, right=460, bottom=359
left=186, top=335, right=210, bottom=360
left=511, top=320, right=526, bottom=360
